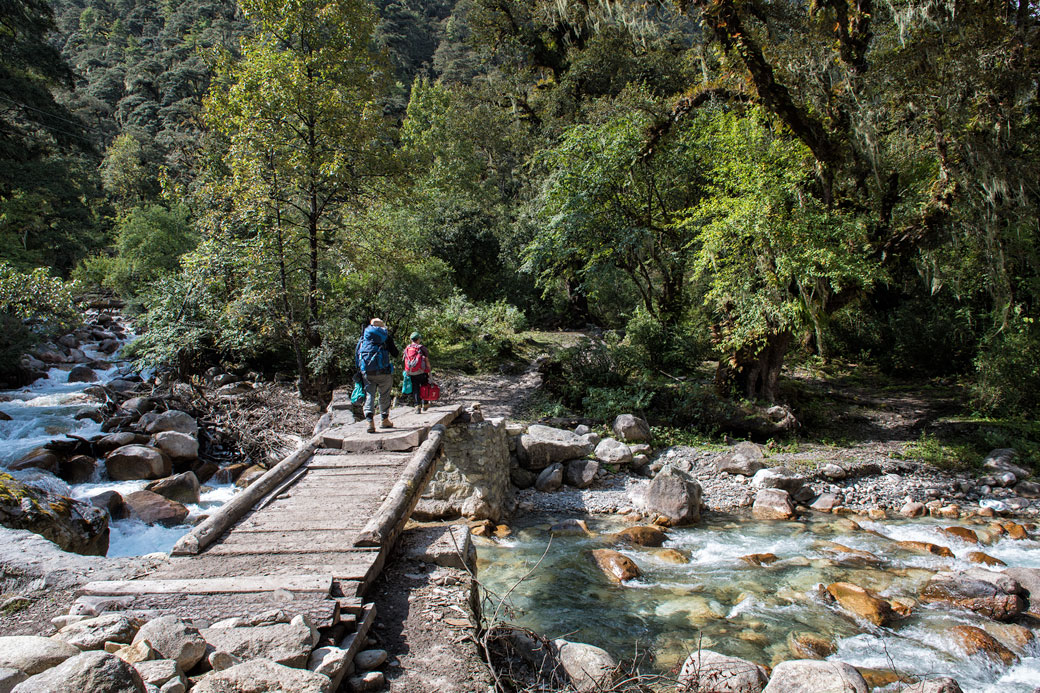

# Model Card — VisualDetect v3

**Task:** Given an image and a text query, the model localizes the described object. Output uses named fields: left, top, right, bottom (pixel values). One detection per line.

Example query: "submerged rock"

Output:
left=949, top=625, right=1018, bottom=665
left=0, top=473, right=109, bottom=555
left=921, top=569, right=1026, bottom=621
left=827, top=582, right=897, bottom=626
left=899, top=678, right=963, bottom=693
left=589, top=549, right=641, bottom=583
left=123, top=490, right=189, bottom=527
left=787, top=632, right=836, bottom=659
left=896, top=541, right=954, bottom=558
left=614, top=525, right=667, bottom=547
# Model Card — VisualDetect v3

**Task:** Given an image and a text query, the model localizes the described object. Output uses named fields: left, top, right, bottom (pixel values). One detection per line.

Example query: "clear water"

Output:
left=477, top=514, right=1040, bottom=691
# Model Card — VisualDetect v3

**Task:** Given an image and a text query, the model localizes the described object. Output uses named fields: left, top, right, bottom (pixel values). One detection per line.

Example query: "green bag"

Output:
left=401, top=373, right=413, bottom=395
left=350, top=382, right=364, bottom=403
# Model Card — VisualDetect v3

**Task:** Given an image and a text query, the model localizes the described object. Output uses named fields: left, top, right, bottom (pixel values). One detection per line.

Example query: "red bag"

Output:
left=420, top=381, right=440, bottom=402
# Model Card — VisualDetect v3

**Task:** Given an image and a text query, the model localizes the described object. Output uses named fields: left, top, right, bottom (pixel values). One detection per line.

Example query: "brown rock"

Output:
left=857, top=668, right=906, bottom=689
left=950, top=624, right=1018, bottom=665
left=124, top=490, right=189, bottom=527
left=654, top=549, right=687, bottom=564
left=787, top=632, right=836, bottom=659
left=816, top=541, right=882, bottom=566
left=57, top=455, right=97, bottom=484
left=10, top=448, right=59, bottom=473
left=921, top=570, right=1026, bottom=621
left=614, top=526, right=667, bottom=547
left=234, top=465, right=267, bottom=488
left=966, top=551, right=1006, bottom=567
left=105, top=445, right=171, bottom=481
left=741, top=553, right=779, bottom=566
left=589, top=549, right=641, bottom=583
left=897, top=540, right=954, bottom=558
left=752, top=488, right=795, bottom=520
left=1001, top=521, right=1028, bottom=540
left=214, top=463, right=249, bottom=483
left=827, top=582, right=897, bottom=626
left=943, top=526, right=980, bottom=544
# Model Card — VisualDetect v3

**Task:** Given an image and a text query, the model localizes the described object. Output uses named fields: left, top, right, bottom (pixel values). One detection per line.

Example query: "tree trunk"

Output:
left=715, top=330, right=792, bottom=402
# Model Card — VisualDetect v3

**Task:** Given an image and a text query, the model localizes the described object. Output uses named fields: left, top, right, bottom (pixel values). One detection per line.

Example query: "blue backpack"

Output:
left=356, top=326, right=391, bottom=373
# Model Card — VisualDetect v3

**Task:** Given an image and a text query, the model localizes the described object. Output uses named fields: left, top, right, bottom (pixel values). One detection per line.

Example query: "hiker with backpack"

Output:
left=355, top=318, right=400, bottom=433
left=403, top=332, right=432, bottom=413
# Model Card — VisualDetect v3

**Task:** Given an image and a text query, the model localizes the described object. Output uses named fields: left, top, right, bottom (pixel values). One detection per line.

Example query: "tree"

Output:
left=201, top=0, right=391, bottom=392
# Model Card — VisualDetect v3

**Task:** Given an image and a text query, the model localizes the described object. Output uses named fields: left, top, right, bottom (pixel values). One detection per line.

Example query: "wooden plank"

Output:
left=77, top=575, right=332, bottom=597
left=340, top=603, right=377, bottom=670
left=204, top=539, right=379, bottom=556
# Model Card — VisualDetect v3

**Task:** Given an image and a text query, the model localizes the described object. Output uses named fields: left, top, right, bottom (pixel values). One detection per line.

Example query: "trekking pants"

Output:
left=409, top=372, right=429, bottom=406
left=362, top=372, right=393, bottom=418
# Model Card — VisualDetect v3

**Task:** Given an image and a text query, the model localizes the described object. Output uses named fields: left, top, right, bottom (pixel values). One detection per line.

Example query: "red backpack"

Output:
left=404, top=344, right=428, bottom=374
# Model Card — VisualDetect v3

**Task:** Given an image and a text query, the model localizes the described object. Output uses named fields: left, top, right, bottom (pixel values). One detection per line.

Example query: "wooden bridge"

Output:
left=75, top=394, right=465, bottom=661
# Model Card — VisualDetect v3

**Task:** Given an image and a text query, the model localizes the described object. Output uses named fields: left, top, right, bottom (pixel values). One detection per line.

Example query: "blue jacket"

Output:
left=356, top=326, right=399, bottom=374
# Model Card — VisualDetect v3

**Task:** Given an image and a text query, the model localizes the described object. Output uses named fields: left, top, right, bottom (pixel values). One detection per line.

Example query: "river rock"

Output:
left=810, top=494, right=839, bottom=512
left=145, top=411, right=198, bottom=436
left=89, top=491, right=130, bottom=520
left=640, top=464, right=702, bottom=525
left=982, top=449, right=1030, bottom=480
left=132, top=617, right=205, bottom=671
left=0, top=636, right=80, bottom=675
left=615, top=525, right=667, bottom=547
left=550, top=519, right=592, bottom=536
left=677, top=648, right=768, bottom=692
left=548, top=640, right=614, bottom=692
left=9, top=447, right=59, bottom=473
left=966, top=551, right=1005, bottom=567
left=510, top=467, right=536, bottom=489
left=612, top=414, right=650, bottom=442
left=535, top=463, right=563, bottom=492
left=949, top=624, right=1017, bottom=665
left=899, top=678, right=963, bottom=693
left=57, top=455, right=97, bottom=484
left=98, top=433, right=147, bottom=454
left=921, top=569, right=1026, bottom=620
left=752, top=488, right=795, bottom=520
left=106, top=640, right=153, bottom=665
left=67, top=365, right=99, bottom=383
left=1015, top=480, right=1040, bottom=497
left=54, top=614, right=137, bottom=651
left=589, top=549, right=641, bottom=582
left=193, top=660, right=331, bottom=693
left=151, top=432, right=198, bottom=461
left=120, top=398, right=154, bottom=416
left=123, top=491, right=189, bottom=526
left=0, top=473, right=109, bottom=555
left=787, top=632, right=836, bottom=659
left=106, top=446, right=170, bottom=481
left=595, top=438, right=633, bottom=466
left=353, top=649, right=387, bottom=670
left=133, top=659, right=184, bottom=690
left=896, top=540, right=953, bottom=558
left=200, top=620, right=314, bottom=668
left=145, top=472, right=200, bottom=505
left=750, top=468, right=806, bottom=493
left=519, top=425, right=593, bottom=470
left=10, top=651, right=145, bottom=693
left=942, top=526, right=979, bottom=544
left=1003, top=567, right=1040, bottom=616
left=900, top=501, right=927, bottom=518
left=762, top=660, right=868, bottom=692
left=715, top=442, right=766, bottom=476
left=827, top=582, right=896, bottom=626
left=565, top=459, right=599, bottom=488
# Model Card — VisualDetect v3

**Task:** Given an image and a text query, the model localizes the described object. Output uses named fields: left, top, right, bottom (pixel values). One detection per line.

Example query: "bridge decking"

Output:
left=78, top=399, right=461, bottom=635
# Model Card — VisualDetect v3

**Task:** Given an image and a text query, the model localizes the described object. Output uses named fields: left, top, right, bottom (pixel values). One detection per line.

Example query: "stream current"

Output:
left=0, top=334, right=239, bottom=557
left=477, top=513, right=1040, bottom=691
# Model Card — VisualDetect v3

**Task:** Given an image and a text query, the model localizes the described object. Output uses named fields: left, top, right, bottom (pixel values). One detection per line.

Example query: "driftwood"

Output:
left=171, top=436, right=321, bottom=555
left=354, top=426, right=445, bottom=547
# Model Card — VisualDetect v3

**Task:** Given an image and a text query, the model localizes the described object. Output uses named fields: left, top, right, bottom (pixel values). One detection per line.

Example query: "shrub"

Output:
left=415, top=292, right=527, bottom=371
left=0, top=263, right=80, bottom=378
left=540, top=336, right=634, bottom=408
left=973, top=311, right=1040, bottom=418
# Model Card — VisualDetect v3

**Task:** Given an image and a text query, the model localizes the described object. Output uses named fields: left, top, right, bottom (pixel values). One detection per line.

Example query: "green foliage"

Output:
left=581, top=386, right=653, bottom=422
left=416, top=292, right=527, bottom=371
left=106, top=204, right=196, bottom=297
left=0, top=263, right=80, bottom=376
left=540, top=337, right=633, bottom=409
left=973, top=311, right=1040, bottom=418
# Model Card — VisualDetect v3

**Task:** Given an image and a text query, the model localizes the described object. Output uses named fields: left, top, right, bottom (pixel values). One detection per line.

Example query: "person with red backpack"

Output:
left=403, top=332, right=431, bottom=413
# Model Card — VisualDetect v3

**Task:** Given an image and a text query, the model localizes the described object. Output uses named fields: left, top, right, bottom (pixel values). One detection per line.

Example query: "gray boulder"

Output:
left=199, top=620, right=315, bottom=668
left=145, top=411, right=198, bottom=436
left=98, top=432, right=147, bottom=454
left=750, top=468, right=807, bottom=494
left=151, top=431, right=198, bottom=461
left=1015, top=480, right=1040, bottom=498
left=145, top=472, right=200, bottom=505
left=612, top=414, right=650, bottom=442
left=105, top=445, right=171, bottom=481
left=192, top=660, right=331, bottom=693
left=921, top=569, right=1026, bottom=621
left=565, top=459, right=599, bottom=489
left=594, top=438, right=633, bottom=466
left=762, top=660, right=868, bottom=693
left=535, top=463, right=564, bottom=492
left=552, top=639, right=616, bottom=693
left=67, top=365, right=99, bottom=383
left=131, top=617, right=206, bottom=671
left=677, top=649, right=769, bottom=692
left=715, top=442, right=765, bottom=476
left=0, top=636, right=79, bottom=675
left=519, top=425, right=593, bottom=470
left=132, top=659, right=184, bottom=690
left=0, top=668, right=27, bottom=692
left=54, top=614, right=137, bottom=651
left=752, top=489, right=796, bottom=520
left=640, top=465, right=702, bottom=525
left=982, top=449, right=1030, bottom=480
left=11, top=651, right=145, bottom=693
left=1004, top=567, right=1040, bottom=616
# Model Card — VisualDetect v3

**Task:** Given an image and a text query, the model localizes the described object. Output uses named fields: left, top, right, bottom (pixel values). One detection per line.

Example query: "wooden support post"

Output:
left=353, top=426, right=445, bottom=548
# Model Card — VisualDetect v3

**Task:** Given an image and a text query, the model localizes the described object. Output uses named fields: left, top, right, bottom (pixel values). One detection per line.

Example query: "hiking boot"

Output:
left=422, top=402, right=430, bottom=411
left=381, top=417, right=394, bottom=428
left=366, top=418, right=375, bottom=434
left=415, top=405, right=423, bottom=414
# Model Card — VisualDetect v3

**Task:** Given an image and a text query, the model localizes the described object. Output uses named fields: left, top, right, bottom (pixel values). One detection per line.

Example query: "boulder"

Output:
left=787, top=633, right=836, bottom=660
left=715, top=442, right=766, bottom=476
left=594, top=438, right=633, bottom=466
left=589, top=549, right=641, bottom=582
left=750, top=468, right=807, bottom=493
left=132, top=659, right=184, bottom=690
left=762, top=660, right=868, bottom=693
left=900, top=501, right=927, bottom=518
left=827, top=582, right=897, bottom=626
left=510, top=467, right=536, bottom=489
left=550, top=519, right=593, bottom=536
left=1003, top=567, right=1040, bottom=616
left=123, top=491, right=189, bottom=527
left=809, top=494, right=839, bottom=512
left=564, top=459, right=599, bottom=488
left=307, top=647, right=350, bottom=691
left=0, top=636, right=79, bottom=675
left=899, top=678, right=963, bottom=693
left=67, top=365, right=99, bottom=383
left=120, top=398, right=154, bottom=416
left=614, top=526, right=667, bottom=547
left=199, top=620, right=314, bottom=669
left=1015, top=480, right=1040, bottom=497
left=106, top=379, right=138, bottom=393
left=192, top=660, right=331, bottom=693
left=151, top=432, right=198, bottom=461
left=942, top=526, right=979, bottom=544
left=0, top=668, right=27, bottom=692
left=9, top=448, right=59, bottom=473
left=0, top=473, right=109, bottom=555
left=966, top=551, right=1005, bottom=567
left=10, top=651, right=145, bottom=693
left=88, top=491, right=129, bottom=520
left=752, top=489, right=796, bottom=520
left=234, top=465, right=267, bottom=488
left=145, top=472, right=200, bottom=505
left=896, top=541, right=954, bottom=558
left=677, top=649, right=769, bottom=692
left=144, top=411, right=198, bottom=436
left=105, top=446, right=170, bottom=481
left=57, top=455, right=97, bottom=484
left=552, top=640, right=616, bottom=693
left=519, top=425, right=593, bottom=470
left=54, top=614, right=138, bottom=651
left=534, top=463, right=563, bottom=492
left=74, top=408, right=104, bottom=423
left=612, top=414, right=650, bottom=442
left=131, top=617, right=206, bottom=672
left=819, top=464, right=847, bottom=480
left=98, top=433, right=147, bottom=454
left=640, top=465, right=702, bottom=525
left=982, top=449, right=1030, bottom=480
left=921, top=569, right=1026, bottom=620
left=949, top=624, right=1017, bottom=665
